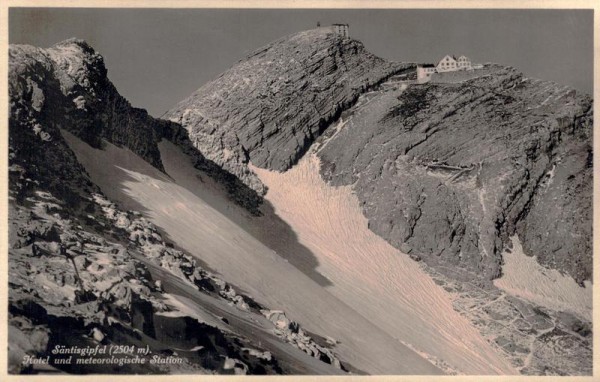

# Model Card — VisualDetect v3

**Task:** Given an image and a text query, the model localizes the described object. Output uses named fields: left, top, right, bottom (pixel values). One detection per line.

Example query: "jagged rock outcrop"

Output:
left=163, top=28, right=413, bottom=193
left=9, top=39, right=171, bottom=170
left=317, top=64, right=592, bottom=285
left=260, top=310, right=342, bottom=368
left=92, top=193, right=342, bottom=369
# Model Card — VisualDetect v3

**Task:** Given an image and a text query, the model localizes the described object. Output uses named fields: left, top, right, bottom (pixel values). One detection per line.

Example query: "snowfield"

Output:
left=252, top=154, right=516, bottom=375
left=63, top=130, right=516, bottom=375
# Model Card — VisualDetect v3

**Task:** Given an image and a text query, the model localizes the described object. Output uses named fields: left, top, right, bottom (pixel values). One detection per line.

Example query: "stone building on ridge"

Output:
left=436, top=54, right=473, bottom=73
left=417, top=54, right=474, bottom=81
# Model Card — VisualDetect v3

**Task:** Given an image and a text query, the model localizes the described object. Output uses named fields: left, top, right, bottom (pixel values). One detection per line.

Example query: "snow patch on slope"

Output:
left=494, top=236, right=592, bottom=321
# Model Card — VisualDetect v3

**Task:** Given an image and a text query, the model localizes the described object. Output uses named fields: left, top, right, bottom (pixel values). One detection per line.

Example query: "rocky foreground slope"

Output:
left=8, top=39, right=347, bottom=375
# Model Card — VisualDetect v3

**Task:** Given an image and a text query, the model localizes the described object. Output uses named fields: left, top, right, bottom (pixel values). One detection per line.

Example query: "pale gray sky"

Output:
left=10, top=8, right=593, bottom=117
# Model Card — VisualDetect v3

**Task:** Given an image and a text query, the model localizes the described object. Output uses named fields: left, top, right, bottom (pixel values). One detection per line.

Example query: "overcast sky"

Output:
left=10, top=8, right=593, bottom=117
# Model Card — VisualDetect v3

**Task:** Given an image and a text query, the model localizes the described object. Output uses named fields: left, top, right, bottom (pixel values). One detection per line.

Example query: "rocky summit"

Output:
left=163, top=28, right=413, bottom=195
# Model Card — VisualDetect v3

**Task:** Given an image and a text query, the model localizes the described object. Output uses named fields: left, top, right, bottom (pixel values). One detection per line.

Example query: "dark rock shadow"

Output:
left=157, top=137, right=333, bottom=287
left=246, top=201, right=333, bottom=287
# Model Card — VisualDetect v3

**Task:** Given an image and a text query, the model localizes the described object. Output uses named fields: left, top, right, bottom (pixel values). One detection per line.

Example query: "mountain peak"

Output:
left=163, top=29, right=411, bottom=195
left=52, top=37, right=95, bottom=51
left=243, top=27, right=357, bottom=62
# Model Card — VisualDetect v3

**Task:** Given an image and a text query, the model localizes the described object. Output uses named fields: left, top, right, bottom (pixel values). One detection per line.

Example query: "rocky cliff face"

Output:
left=163, top=29, right=413, bottom=194
left=9, top=41, right=100, bottom=208
left=9, top=39, right=263, bottom=213
left=9, top=39, right=170, bottom=171
left=317, top=65, right=592, bottom=285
